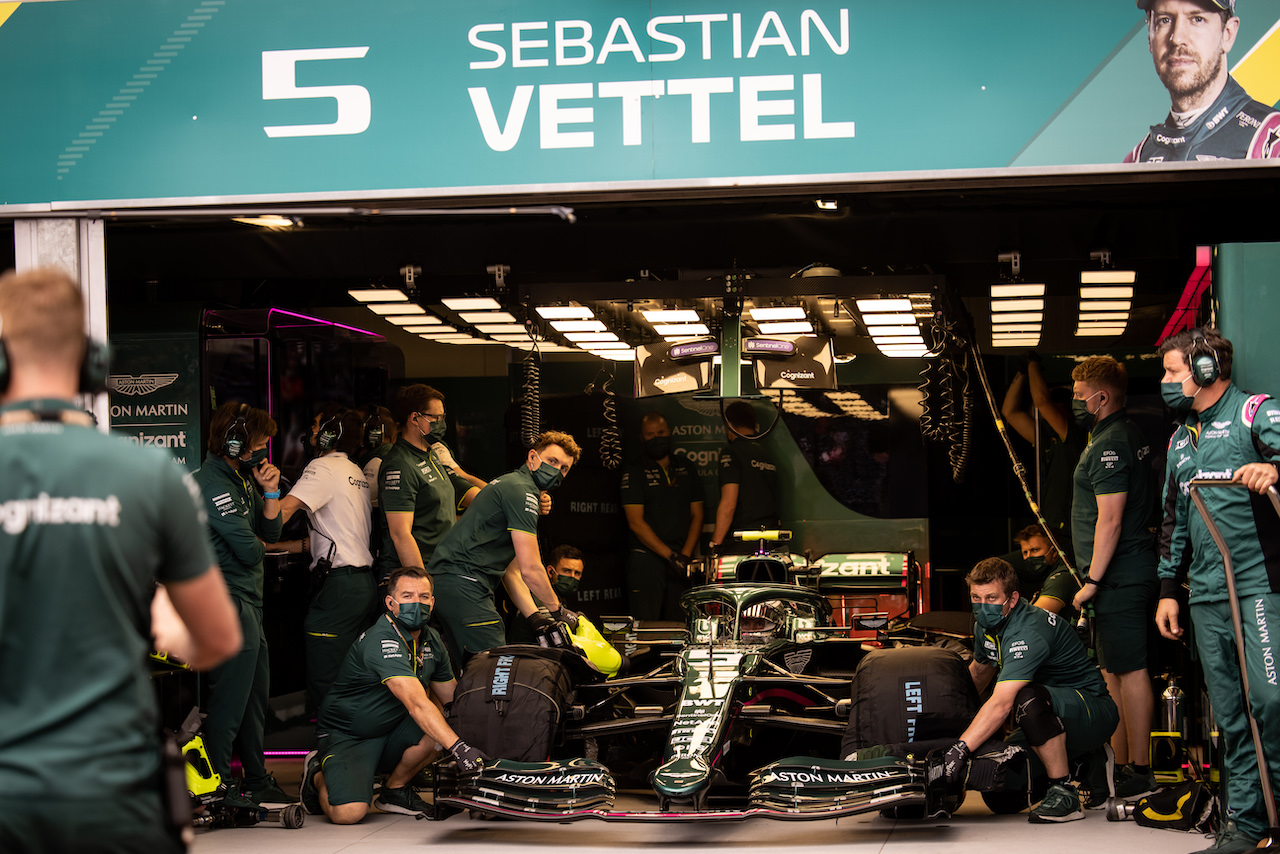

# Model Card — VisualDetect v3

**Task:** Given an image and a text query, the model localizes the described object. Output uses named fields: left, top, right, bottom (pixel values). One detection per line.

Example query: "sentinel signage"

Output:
left=1, top=0, right=1277, bottom=209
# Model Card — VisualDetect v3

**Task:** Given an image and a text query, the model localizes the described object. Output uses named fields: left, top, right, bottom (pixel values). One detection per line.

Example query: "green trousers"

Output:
left=304, top=567, right=376, bottom=714
left=432, top=571, right=505, bottom=666
left=1192, top=595, right=1280, bottom=841
left=204, top=597, right=270, bottom=785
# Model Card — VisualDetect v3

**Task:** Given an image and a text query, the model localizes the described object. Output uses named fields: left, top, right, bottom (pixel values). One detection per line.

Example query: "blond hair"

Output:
left=534, top=430, right=581, bottom=463
left=0, top=268, right=86, bottom=371
left=1071, top=355, right=1127, bottom=401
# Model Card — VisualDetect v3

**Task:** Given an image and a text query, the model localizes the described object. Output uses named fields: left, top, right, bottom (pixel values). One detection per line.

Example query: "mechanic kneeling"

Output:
left=944, top=557, right=1118, bottom=823
left=300, top=567, right=487, bottom=823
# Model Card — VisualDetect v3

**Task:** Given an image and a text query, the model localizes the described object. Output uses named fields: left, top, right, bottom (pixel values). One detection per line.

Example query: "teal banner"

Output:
left=1, top=0, right=1278, bottom=209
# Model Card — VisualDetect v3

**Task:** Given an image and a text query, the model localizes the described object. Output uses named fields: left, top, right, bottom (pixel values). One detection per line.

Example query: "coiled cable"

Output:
left=521, top=349, right=541, bottom=448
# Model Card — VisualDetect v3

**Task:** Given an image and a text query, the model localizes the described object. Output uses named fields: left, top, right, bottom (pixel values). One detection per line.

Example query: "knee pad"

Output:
left=1013, top=683, right=1065, bottom=747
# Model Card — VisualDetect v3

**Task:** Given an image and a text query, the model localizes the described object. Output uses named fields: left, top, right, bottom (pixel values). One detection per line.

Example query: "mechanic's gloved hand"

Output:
left=550, top=604, right=579, bottom=631
left=526, top=607, right=556, bottom=634
left=1019, top=349, right=1040, bottom=371
left=449, top=739, right=488, bottom=774
left=942, top=740, right=971, bottom=785
left=536, top=621, right=573, bottom=649
left=667, top=552, right=691, bottom=573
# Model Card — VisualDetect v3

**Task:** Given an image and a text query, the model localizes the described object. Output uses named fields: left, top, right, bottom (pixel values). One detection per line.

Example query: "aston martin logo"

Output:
left=107, top=373, right=179, bottom=396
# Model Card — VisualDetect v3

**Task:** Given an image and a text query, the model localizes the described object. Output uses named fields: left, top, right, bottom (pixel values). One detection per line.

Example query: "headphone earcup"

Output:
left=78, top=339, right=110, bottom=395
left=1191, top=352, right=1219, bottom=387
left=0, top=338, right=9, bottom=393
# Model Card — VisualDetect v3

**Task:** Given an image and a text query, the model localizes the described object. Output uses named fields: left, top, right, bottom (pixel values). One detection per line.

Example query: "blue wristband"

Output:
left=263, top=490, right=281, bottom=500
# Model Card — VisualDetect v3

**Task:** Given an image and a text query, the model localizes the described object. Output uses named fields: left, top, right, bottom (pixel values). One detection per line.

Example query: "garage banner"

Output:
left=1, top=0, right=1278, bottom=209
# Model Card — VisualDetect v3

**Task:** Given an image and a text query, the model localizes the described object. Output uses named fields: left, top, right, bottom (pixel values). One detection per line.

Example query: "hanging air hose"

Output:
left=963, top=336, right=1076, bottom=575
left=599, top=375, right=621, bottom=470
left=919, top=317, right=974, bottom=484
left=521, top=350, right=541, bottom=448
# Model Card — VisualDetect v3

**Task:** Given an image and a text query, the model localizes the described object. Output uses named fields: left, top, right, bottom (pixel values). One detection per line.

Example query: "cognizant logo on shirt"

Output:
left=0, top=493, right=122, bottom=534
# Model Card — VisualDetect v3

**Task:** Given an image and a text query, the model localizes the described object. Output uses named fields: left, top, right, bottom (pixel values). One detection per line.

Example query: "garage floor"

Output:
left=190, top=756, right=1199, bottom=854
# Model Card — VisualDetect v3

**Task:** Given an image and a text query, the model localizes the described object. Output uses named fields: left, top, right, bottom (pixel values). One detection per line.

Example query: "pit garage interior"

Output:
left=5, top=167, right=1280, bottom=851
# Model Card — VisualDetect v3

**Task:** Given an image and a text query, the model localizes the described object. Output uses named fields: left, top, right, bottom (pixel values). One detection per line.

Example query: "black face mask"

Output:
left=643, top=436, right=672, bottom=459
left=300, top=432, right=317, bottom=461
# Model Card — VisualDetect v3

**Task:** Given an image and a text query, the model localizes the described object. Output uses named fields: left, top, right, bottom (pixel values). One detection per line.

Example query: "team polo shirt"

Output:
left=1035, top=562, right=1082, bottom=625
left=362, top=442, right=393, bottom=508
left=0, top=399, right=213, bottom=795
left=319, top=615, right=453, bottom=739
left=718, top=439, right=780, bottom=531
left=973, top=599, right=1107, bottom=696
left=620, top=454, right=703, bottom=552
left=375, top=438, right=471, bottom=574
left=194, top=451, right=283, bottom=605
left=1041, top=422, right=1088, bottom=533
left=427, top=466, right=541, bottom=588
left=1071, top=410, right=1156, bottom=584
left=289, top=451, right=373, bottom=569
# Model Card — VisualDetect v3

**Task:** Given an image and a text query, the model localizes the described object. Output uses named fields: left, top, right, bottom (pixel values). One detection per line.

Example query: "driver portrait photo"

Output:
left=1125, top=0, right=1280, bottom=162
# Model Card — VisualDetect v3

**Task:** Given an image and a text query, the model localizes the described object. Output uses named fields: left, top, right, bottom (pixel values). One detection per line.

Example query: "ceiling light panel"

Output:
left=642, top=309, right=700, bottom=323
left=459, top=311, right=517, bottom=323
left=348, top=288, right=409, bottom=302
left=653, top=323, right=710, bottom=336
left=1081, top=270, right=1136, bottom=284
left=757, top=321, right=813, bottom=334
left=442, top=297, right=501, bottom=311
left=565, top=331, right=620, bottom=342
left=385, top=313, right=437, bottom=326
left=861, top=313, right=918, bottom=326
left=991, top=299, right=1044, bottom=312
left=551, top=319, right=606, bottom=332
left=748, top=306, right=806, bottom=321
left=368, top=303, right=424, bottom=316
left=856, top=298, right=912, bottom=313
left=991, top=283, right=1046, bottom=298
left=475, top=323, right=528, bottom=334
left=535, top=305, right=593, bottom=319
left=1080, top=286, right=1134, bottom=299
left=580, top=341, right=629, bottom=349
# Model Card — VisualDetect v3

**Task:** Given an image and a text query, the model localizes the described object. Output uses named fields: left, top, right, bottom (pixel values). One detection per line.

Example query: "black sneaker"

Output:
left=246, top=772, right=292, bottom=807
left=220, top=789, right=260, bottom=811
left=1114, top=764, right=1159, bottom=800
left=1028, top=782, right=1084, bottom=823
left=1191, top=821, right=1263, bottom=854
left=373, top=784, right=431, bottom=816
left=299, top=750, right=323, bottom=816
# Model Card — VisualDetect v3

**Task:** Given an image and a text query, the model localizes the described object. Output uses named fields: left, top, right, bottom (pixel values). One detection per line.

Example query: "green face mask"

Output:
left=1161, top=374, right=1196, bottom=412
left=1025, top=555, right=1048, bottom=577
left=393, top=601, right=430, bottom=631
left=972, top=598, right=1011, bottom=632
left=428, top=419, right=447, bottom=442
left=553, top=575, right=579, bottom=597
left=240, top=448, right=269, bottom=470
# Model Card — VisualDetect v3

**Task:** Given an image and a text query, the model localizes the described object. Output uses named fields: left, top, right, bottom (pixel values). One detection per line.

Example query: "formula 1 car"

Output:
left=437, top=577, right=955, bottom=822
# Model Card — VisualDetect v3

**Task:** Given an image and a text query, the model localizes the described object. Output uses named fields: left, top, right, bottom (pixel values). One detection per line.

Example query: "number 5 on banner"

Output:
left=262, top=47, right=371, bottom=138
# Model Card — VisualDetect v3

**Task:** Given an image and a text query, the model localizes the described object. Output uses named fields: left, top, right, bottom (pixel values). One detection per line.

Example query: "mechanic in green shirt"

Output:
left=0, top=268, right=241, bottom=854
left=1068, top=355, right=1158, bottom=801
left=193, top=400, right=289, bottom=807
left=428, top=430, right=581, bottom=664
left=622, top=412, right=704, bottom=621
left=1154, top=328, right=1280, bottom=854
left=710, top=401, right=780, bottom=553
left=507, top=544, right=586, bottom=644
left=301, top=567, right=486, bottom=822
left=375, top=385, right=480, bottom=585
left=1013, top=523, right=1082, bottom=625
left=942, top=558, right=1117, bottom=824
